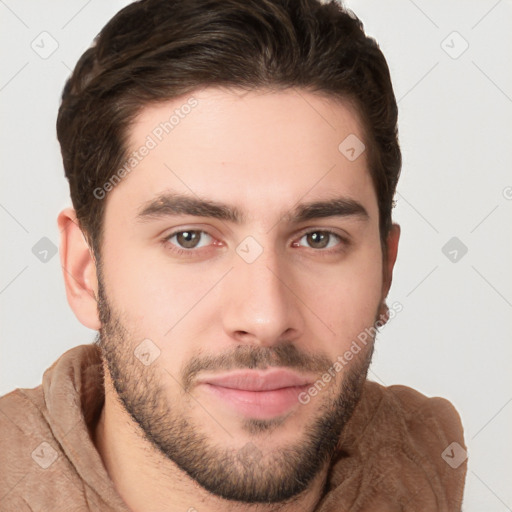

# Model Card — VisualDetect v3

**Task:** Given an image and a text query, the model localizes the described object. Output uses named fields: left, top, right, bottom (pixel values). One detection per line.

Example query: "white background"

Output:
left=1, top=0, right=511, bottom=509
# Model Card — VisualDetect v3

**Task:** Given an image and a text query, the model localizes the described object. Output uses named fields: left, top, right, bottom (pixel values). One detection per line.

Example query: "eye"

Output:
left=166, top=230, right=213, bottom=250
left=295, top=230, right=344, bottom=250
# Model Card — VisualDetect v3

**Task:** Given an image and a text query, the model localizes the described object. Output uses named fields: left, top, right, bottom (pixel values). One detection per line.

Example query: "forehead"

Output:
left=105, top=87, right=377, bottom=225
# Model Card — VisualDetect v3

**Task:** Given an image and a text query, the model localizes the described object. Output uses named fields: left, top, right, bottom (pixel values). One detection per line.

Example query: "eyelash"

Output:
left=162, top=228, right=349, bottom=258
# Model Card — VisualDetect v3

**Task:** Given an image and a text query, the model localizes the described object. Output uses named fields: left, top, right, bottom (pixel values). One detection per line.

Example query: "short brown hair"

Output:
left=57, top=0, right=401, bottom=257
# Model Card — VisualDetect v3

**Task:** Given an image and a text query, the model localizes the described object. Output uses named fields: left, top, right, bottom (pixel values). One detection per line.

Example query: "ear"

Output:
left=381, top=223, right=400, bottom=300
left=57, top=208, right=101, bottom=330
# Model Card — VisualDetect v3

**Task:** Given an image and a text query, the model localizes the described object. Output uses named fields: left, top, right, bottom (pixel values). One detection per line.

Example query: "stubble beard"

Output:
left=94, top=274, right=376, bottom=504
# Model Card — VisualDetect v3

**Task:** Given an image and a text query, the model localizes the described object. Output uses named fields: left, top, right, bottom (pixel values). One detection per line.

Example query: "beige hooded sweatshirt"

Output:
left=0, top=344, right=467, bottom=511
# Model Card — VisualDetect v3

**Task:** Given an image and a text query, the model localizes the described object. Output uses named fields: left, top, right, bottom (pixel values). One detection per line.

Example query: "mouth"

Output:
left=196, top=369, right=315, bottom=419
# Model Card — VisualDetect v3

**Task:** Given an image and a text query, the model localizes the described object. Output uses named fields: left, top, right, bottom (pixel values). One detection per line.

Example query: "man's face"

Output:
left=95, top=88, right=386, bottom=503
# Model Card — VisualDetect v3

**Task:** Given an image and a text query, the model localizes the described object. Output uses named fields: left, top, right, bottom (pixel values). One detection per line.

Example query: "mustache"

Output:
left=181, top=343, right=333, bottom=392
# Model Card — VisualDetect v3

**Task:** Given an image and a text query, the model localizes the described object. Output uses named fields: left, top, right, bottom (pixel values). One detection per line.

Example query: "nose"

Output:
left=220, top=246, right=304, bottom=347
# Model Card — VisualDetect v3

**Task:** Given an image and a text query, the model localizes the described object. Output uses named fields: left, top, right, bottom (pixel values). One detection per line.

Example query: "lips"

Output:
left=197, top=368, right=315, bottom=391
left=196, top=369, right=317, bottom=419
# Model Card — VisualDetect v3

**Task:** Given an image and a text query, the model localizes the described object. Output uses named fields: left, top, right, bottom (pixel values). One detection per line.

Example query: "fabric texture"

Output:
left=0, top=344, right=467, bottom=511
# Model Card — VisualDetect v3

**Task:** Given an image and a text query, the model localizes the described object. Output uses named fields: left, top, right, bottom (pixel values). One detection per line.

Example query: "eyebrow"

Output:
left=136, top=192, right=369, bottom=224
left=137, top=193, right=243, bottom=223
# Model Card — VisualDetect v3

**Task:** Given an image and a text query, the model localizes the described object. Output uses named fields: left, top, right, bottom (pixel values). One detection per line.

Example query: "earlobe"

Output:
left=57, top=208, right=101, bottom=331
left=382, top=223, right=400, bottom=300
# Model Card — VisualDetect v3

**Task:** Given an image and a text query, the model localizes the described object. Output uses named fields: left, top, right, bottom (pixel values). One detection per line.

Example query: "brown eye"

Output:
left=176, top=231, right=201, bottom=248
left=167, top=230, right=212, bottom=250
left=297, top=230, right=342, bottom=250
left=307, top=232, right=328, bottom=248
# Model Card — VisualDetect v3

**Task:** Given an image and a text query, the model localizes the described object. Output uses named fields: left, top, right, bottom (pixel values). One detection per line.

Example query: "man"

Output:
left=0, top=0, right=467, bottom=510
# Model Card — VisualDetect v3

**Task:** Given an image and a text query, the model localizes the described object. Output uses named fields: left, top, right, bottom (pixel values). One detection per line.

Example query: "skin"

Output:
left=58, top=87, right=400, bottom=512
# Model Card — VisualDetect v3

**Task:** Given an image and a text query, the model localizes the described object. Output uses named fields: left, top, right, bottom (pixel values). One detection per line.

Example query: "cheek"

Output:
left=99, top=256, right=206, bottom=379
left=102, top=231, right=205, bottom=322
left=298, top=244, right=383, bottom=343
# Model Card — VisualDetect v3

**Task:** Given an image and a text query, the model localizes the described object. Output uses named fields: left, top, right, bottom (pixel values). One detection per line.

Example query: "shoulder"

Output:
left=0, top=385, right=59, bottom=507
left=331, top=380, right=467, bottom=511
left=371, top=381, right=466, bottom=448
left=0, top=345, right=111, bottom=510
left=374, top=381, right=467, bottom=505
left=0, top=385, right=49, bottom=448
